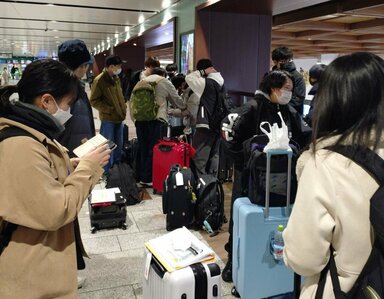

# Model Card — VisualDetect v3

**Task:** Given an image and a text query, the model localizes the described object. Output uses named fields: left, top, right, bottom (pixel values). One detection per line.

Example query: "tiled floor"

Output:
left=77, top=182, right=237, bottom=298
left=77, top=86, right=238, bottom=298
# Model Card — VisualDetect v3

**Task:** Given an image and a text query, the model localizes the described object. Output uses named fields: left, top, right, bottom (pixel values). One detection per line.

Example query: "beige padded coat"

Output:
left=283, top=136, right=379, bottom=298
left=0, top=118, right=103, bottom=299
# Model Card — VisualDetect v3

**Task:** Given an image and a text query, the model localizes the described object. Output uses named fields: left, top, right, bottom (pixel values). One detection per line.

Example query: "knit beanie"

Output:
left=58, top=39, right=92, bottom=70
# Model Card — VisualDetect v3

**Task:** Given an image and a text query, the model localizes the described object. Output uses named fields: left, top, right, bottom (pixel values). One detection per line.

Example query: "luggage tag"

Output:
left=144, top=251, right=152, bottom=280
left=175, top=171, right=184, bottom=186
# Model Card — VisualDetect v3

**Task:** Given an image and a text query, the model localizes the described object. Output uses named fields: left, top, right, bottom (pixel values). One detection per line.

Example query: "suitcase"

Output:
left=217, top=140, right=233, bottom=183
left=88, top=193, right=128, bottom=233
left=162, top=165, right=196, bottom=231
left=232, top=148, right=294, bottom=299
left=143, top=253, right=221, bottom=299
left=152, top=138, right=191, bottom=194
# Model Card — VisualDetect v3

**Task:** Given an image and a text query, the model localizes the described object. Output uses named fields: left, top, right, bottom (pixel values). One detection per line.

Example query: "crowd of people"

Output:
left=0, top=38, right=383, bottom=298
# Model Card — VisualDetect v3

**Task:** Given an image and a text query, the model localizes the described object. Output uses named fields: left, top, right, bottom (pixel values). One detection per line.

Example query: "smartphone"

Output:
left=106, top=140, right=117, bottom=150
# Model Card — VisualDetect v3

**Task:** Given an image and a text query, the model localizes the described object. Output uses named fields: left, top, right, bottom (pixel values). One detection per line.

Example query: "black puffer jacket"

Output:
left=58, top=83, right=95, bottom=157
left=221, top=92, right=311, bottom=157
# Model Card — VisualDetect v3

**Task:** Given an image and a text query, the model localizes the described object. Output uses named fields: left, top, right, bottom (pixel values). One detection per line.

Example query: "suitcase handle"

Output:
left=158, top=144, right=173, bottom=152
left=265, top=148, right=292, bottom=219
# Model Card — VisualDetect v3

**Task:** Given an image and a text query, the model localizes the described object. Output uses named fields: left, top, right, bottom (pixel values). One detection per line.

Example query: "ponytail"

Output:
left=0, top=85, right=18, bottom=116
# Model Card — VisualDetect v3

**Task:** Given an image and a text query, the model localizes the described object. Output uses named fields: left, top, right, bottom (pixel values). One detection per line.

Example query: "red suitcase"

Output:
left=152, top=139, right=193, bottom=194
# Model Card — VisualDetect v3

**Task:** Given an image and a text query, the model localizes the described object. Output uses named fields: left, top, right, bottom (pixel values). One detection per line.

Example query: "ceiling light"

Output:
left=54, top=36, right=59, bottom=38
left=46, top=3, right=55, bottom=6
left=162, top=0, right=171, bottom=9
left=138, top=14, right=145, bottom=24
left=133, top=43, right=137, bottom=46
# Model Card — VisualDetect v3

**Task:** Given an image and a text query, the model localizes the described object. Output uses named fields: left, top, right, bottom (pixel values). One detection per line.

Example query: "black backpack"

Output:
left=195, top=175, right=225, bottom=234
left=208, top=82, right=234, bottom=131
left=315, top=145, right=384, bottom=299
left=106, top=162, right=141, bottom=206
left=242, top=134, right=299, bottom=206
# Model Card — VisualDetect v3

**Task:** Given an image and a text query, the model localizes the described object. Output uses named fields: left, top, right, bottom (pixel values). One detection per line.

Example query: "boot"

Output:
left=221, top=257, right=233, bottom=282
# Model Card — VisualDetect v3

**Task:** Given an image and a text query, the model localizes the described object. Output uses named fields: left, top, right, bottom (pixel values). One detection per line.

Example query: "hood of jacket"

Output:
left=207, top=72, right=224, bottom=87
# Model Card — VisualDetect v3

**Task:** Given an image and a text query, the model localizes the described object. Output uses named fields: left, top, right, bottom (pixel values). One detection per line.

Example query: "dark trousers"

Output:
left=192, top=128, right=220, bottom=178
left=135, top=120, right=167, bottom=183
left=225, top=159, right=245, bottom=258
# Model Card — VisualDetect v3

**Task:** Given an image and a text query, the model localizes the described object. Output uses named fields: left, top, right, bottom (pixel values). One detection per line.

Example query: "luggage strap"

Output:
left=0, top=126, right=38, bottom=256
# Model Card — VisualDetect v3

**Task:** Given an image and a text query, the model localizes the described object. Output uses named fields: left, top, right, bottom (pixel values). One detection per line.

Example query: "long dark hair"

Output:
left=312, top=52, right=384, bottom=151
left=0, top=59, right=79, bottom=115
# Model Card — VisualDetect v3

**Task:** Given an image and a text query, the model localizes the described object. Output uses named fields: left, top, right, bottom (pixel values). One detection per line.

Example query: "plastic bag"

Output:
left=259, top=112, right=290, bottom=151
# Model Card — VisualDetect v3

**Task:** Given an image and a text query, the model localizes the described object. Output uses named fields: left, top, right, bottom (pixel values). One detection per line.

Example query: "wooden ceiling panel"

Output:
left=272, top=1, right=384, bottom=58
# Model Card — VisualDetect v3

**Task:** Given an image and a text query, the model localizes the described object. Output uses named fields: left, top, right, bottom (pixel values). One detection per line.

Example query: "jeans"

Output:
left=100, top=121, right=123, bottom=173
left=135, top=120, right=167, bottom=183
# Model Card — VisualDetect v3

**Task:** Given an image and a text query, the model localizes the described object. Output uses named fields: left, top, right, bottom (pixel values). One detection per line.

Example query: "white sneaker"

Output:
left=77, top=276, right=86, bottom=289
left=140, top=181, right=152, bottom=187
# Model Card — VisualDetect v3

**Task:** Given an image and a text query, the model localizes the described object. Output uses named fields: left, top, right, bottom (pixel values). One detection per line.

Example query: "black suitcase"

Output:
left=88, top=193, right=127, bottom=233
left=217, top=140, right=233, bottom=183
left=162, top=165, right=195, bottom=231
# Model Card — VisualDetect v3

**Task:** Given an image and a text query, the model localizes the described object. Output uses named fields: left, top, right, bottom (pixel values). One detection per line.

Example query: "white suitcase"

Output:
left=143, top=254, right=221, bottom=299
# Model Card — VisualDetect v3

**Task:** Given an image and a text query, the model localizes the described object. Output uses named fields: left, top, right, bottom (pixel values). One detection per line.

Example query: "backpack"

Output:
left=106, top=161, right=142, bottom=206
left=0, top=126, right=38, bottom=256
left=209, top=82, right=234, bottom=131
left=315, top=145, right=384, bottom=299
left=242, top=134, right=299, bottom=206
left=130, top=79, right=159, bottom=121
left=195, top=174, right=225, bottom=234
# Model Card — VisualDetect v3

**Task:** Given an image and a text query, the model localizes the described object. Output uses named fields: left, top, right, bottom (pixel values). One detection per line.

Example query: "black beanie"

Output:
left=58, top=39, right=92, bottom=70
left=196, top=58, right=213, bottom=71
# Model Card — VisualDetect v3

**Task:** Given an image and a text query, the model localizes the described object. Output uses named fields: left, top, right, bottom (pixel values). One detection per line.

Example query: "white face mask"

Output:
left=113, top=68, right=122, bottom=76
left=52, top=101, right=72, bottom=125
left=277, top=90, right=292, bottom=105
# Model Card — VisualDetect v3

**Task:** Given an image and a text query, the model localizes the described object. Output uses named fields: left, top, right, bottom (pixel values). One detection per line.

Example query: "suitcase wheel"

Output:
left=90, top=226, right=97, bottom=234
left=231, top=286, right=240, bottom=298
left=153, top=189, right=157, bottom=195
left=121, top=223, right=127, bottom=230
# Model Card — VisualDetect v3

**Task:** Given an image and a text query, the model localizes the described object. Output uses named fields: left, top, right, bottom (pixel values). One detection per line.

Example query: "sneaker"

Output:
left=139, top=181, right=152, bottom=187
left=222, top=259, right=233, bottom=282
left=77, top=276, right=86, bottom=289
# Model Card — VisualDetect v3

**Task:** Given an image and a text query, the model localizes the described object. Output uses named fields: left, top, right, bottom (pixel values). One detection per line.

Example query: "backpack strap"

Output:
left=315, top=144, right=384, bottom=298
left=326, top=144, right=384, bottom=185
left=0, top=126, right=38, bottom=256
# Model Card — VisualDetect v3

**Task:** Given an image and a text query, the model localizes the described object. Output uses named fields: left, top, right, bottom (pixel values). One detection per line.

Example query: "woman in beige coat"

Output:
left=283, top=52, right=384, bottom=298
left=0, top=59, right=110, bottom=298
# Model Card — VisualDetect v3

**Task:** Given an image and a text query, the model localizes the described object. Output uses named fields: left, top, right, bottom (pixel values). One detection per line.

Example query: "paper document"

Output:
left=145, top=226, right=216, bottom=272
left=90, top=188, right=120, bottom=204
left=73, top=134, right=109, bottom=158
